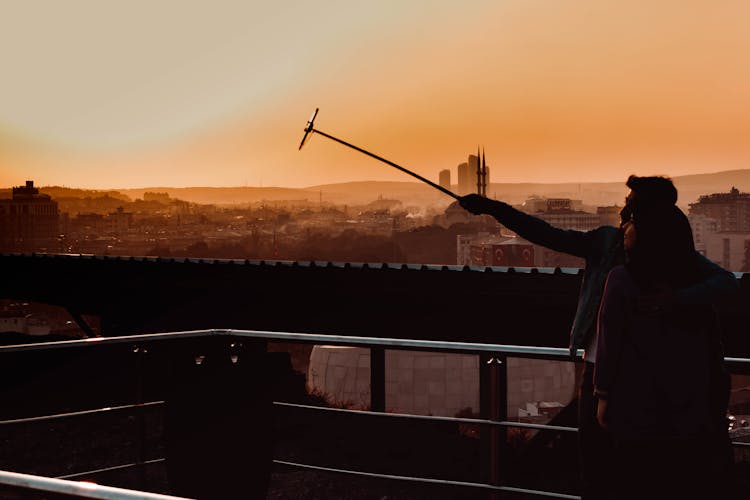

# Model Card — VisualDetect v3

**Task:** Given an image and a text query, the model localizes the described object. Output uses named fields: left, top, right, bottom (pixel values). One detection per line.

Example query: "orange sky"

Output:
left=2, top=1, right=750, bottom=189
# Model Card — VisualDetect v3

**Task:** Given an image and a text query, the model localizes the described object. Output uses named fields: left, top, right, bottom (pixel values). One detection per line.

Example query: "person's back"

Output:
left=596, top=265, right=717, bottom=441
left=594, top=206, right=730, bottom=500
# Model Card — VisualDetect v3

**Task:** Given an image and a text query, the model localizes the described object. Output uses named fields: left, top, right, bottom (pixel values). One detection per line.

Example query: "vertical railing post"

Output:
left=133, top=344, right=147, bottom=489
left=479, top=354, right=492, bottom=488
left=480, top=353, right=507, bottom=499
left=370, top=347, right=385, bottom=412
left=165, top=337, right=273, bottom=499
left=490, top=354, right=508, bottom=491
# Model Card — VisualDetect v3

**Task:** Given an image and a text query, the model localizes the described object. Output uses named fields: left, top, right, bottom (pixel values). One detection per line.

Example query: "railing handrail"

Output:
left=4, top=328, right=750, bottom=366
left=0, top=469, right=190, bottom=500
left=0, top=328, right=583, bottom=359
left=0, top=401, right=163, bottom=426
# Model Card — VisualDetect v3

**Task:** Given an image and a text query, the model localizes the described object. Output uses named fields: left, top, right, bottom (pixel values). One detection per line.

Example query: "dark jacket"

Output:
left=594, top=265, right=720, bottom=439
left=479, top=200, right=738, bottom=355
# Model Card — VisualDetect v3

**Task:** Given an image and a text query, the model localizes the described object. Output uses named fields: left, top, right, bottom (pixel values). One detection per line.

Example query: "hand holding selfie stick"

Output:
left=298, top=108, right=460, bottom=200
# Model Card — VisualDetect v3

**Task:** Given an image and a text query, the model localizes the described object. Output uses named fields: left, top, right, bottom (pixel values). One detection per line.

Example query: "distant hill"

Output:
left=41, top=186, right=131, bottom=202
left=6, top=169, right=750, bottom=208
left=305, top=181, right=450, bottom=207
left=117, top=186, right=321, bottom=206
left=668, top=169, right=750, bottom=206
left=308, top=169, right=750, bottom=208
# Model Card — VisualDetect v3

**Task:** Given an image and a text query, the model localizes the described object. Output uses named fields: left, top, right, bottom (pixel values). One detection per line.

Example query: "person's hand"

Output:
left=459, top=194, right=494, bottom=215
left=596, top=398, right=608, bottom=429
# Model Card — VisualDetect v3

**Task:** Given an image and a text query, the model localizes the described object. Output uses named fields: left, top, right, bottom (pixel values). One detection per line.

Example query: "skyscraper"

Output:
left=439, top=169, right=451, bottom=191
left=457, top=162, right=472, bottom=195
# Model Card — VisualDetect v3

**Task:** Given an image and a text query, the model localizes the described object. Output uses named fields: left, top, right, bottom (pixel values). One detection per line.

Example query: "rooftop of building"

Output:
left=694, top=186, right=750, bottom=204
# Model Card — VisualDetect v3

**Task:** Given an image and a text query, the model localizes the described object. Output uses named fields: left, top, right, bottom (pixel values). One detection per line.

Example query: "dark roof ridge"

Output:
left=0, top=252, right=590, bottom=276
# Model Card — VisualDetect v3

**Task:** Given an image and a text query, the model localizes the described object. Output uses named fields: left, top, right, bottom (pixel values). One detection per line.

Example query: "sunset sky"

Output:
left=2, top=1, right=750, bottom=189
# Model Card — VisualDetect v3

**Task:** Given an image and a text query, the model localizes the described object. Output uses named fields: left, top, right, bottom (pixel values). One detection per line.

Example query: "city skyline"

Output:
left=2, top=1, right=750, bottom=189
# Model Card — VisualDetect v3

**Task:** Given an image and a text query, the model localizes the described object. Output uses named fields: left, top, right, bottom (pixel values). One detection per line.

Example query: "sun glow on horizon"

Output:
left=2, top=1, right=750, bottom=190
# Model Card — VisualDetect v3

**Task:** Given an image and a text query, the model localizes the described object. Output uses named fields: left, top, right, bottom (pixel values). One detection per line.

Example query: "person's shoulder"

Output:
left=606, top=265, right=635, bottom=290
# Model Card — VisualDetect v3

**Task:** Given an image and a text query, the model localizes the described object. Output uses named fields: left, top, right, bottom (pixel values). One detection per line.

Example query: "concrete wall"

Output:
left=308, top=346, right=576, bottom=418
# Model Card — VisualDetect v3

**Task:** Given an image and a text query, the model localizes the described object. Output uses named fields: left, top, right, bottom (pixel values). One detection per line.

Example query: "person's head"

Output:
left=626, top=204, right=698, bottom=289
left=619, top=175, right=678, bottom=225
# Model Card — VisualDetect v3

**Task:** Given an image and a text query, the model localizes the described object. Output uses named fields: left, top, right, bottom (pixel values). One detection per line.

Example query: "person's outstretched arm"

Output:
left=459, top=194, right=595, bottom=258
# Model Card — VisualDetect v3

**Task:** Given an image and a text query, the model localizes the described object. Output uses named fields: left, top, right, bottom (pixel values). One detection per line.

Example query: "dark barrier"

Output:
left=164, top=337, right=272, bottom=499
left=0, top=334, right=291, bottom=499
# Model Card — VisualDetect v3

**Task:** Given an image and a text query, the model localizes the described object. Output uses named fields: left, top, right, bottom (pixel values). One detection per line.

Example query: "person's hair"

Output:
left=626, top=175, right=678, bottom=205
left=620, top=175, right=678, bottom=224
left=626, top=204, right=700, bottom=290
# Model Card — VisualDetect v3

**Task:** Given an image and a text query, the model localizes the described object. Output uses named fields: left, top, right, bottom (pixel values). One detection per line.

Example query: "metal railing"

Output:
left=1, top=328, right=748, bottom=499
left=0, top=469, right=188, bottom=500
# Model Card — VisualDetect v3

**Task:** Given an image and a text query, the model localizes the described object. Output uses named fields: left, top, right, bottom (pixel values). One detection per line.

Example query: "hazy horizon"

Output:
left=3, top=166, right=748, bottom=192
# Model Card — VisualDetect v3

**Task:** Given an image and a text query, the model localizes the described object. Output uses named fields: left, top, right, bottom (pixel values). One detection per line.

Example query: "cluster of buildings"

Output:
left=438, top=152, right=490, bottom=196
left=0, top=181, right=431, bottom=257
left=436, top=153, right=618, bottom=268
left=3, top=178, right=750, bottom=272
left=689, top=187, right=750, bottom=271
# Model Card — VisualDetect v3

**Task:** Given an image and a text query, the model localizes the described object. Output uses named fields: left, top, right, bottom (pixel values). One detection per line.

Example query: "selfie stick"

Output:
left=298, top=108, right=460, bottom=200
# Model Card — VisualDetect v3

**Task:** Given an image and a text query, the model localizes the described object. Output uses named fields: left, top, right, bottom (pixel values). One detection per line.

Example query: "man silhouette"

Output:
left=459, top=175, right=737, bottom=500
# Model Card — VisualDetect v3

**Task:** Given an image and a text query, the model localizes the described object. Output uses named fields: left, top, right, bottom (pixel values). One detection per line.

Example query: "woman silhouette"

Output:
left=594, top=204, right=732, bottom=499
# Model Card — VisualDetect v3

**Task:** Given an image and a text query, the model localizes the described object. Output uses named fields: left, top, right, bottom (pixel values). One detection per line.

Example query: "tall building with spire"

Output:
left=456, top=150, right=489, bottom=196
left=479, top=148, right=489, bottom=197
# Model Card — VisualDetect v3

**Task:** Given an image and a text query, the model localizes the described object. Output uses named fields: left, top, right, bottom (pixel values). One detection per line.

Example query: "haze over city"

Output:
left=2, top=1, right=750, bottom=189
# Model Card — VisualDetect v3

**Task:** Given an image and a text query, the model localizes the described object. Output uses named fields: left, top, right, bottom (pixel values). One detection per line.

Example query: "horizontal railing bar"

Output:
left=724, top=357, right=750, bottom=366
left=229, top=329, right=581, bottom=359
left=0, top=401, right=164, bottom=426
left=0, top=466, right=184, bottom=500
left=0, top=328, right=580, bottom=359
left=55, top=459, right=165, bottom=480
left=2, top=328, right=750, bottom=367
left=273, top=401, right=578, bottom=432
left=0, top=329, right=220, bottom=353
left=6, top=399, right=750, bottom=447
left=273, top=459, right=581, bottom=499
